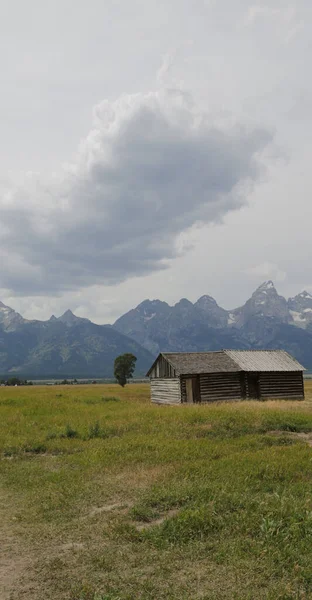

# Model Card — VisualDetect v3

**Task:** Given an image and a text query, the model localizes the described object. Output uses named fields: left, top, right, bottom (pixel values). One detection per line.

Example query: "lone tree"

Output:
left=114, top=353, right=137, bottom=387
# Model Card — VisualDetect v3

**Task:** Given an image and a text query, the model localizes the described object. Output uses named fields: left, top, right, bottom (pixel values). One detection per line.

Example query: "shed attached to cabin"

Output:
left=146, top=350, right=305, bottom=404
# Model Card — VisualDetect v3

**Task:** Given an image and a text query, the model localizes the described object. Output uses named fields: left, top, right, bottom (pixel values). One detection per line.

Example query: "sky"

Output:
left=1, top=0, right=312, bottom=323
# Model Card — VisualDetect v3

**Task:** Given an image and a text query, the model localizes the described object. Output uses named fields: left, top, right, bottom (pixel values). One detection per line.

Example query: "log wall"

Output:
left=150, top=371, right=305, bottom=404
left=199, top=373, right=242, bottom=402
left=258, top=371, right=304, bottom=399
left=150, top=378, right=181, bottom=404
left=181, top=373, right=242, bottom=403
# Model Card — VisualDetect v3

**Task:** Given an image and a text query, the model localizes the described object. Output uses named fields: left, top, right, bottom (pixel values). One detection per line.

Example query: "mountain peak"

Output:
left=175, top=298, right=194, bottom=308
left=134, top=299, right=171, bottom=320
left=137, top=299, right=169, bottom=309
left=0, top=300, right=15, bottom=312
left=255, top=280, right=276, bottom=293
left=194, top=294, right=228, bottom=328
left=196, top=294, right=218, bottom=306
left=288, top=290, right=312, bottom=302
left=288, top=289, right=312, bottom=327
left=0, top=301, right=25, bottom=330
left=232, top=280, right=289, bottom=326
left=58, top=309, right=80, bottom=324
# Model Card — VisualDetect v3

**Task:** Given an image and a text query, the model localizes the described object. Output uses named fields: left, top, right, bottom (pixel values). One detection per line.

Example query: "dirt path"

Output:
left=0, top=485, right=34, bottom=600
left=269, top=430, right=312, bottom=447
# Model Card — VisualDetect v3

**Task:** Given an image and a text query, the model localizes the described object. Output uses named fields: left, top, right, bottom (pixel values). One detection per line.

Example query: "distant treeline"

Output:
left=0, top=377, right=33, bottom=386
left=0, top=376, right=149, bottom=386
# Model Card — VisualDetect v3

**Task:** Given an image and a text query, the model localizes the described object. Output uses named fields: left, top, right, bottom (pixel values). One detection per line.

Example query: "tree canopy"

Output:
left=114, top=353, right=137, bottom=387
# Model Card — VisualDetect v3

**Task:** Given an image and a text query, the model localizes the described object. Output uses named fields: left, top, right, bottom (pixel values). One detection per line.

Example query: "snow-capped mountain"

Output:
left=0, top=301, right=26, bottom=331
left=2, top=280, right=312, bottom=376
left=288, top=291, right=312, bottom=328
left=113, top=281, right=312, bottom=367
left=231, top=281, right=290, bottom=327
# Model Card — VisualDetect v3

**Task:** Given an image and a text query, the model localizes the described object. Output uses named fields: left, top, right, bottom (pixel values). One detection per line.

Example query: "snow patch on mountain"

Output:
left=144, top=313, right=156, bottom=321
left=258, top=280, right=274, bottom=291
left=290, top=310, right=306, bottom=323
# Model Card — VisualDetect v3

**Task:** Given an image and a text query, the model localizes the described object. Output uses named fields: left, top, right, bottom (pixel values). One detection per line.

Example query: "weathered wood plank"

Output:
left=199, top=372, right=242, bottom=402
left=150, top=378, right=181, bottom=404
left=259, top=371, right=304, bottom=399
left=149, top=355, right=176, bottom=379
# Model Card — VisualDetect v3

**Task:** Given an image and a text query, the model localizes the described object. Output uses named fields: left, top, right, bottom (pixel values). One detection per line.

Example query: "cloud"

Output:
left=244, top=4, right=304, bottom=42
left=0, top=85, right=272, bottom=295
left=244, top=5, right=280, bottom=25
left=244, top=262, right=286, bottom=283
left=157, top=53, right=177, bottom=85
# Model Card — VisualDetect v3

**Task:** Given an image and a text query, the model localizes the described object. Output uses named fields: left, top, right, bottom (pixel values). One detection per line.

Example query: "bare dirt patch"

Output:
left=288, top=432, right=312, bottom=447
left=197, top=423, right=213, bottom=430
left=60, top=542, right=85, bottom=552
left=135, top=508, right=180, bottom=531
left=269, top=430, right=312, bottom=447
left=0, top=488, right=35, bottom=600
left=88, top=502, right=130, bottom=517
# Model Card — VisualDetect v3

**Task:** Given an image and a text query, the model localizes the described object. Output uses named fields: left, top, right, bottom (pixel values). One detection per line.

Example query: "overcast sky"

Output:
left=1, top=0, right=312, bottom=322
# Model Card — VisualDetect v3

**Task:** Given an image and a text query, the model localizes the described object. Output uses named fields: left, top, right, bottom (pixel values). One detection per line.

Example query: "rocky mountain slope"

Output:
left=1, top=280, right=312, bottom=377
left=0, top=304, right=153, bottom=378
left=114, top=281, right=312, bottom=368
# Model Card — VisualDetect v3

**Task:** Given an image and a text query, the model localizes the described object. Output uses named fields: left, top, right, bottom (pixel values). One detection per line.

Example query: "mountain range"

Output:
left=0, top=303, right=153, bottom=378
left=1, top=281, right=312, bottom=377
left=114, top=281, right=312, bottom=368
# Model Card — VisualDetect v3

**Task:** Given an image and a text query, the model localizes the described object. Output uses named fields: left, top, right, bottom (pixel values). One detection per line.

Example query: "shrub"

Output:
left=62, top=424, right=80, bottom=439
left=46, top=432, right=58, bottom=440
left=3, top=447, right=19, bottom=457
left=24, top=443, right=47, bottom=454
left=88, top=421, right=101, bottom=439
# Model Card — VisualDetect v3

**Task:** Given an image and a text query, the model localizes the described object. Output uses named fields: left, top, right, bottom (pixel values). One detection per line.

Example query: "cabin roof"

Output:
left=147, top=351, right=239, bottom=376
left=146, top=350, right=305, bottom=377
left=224, top=350, right=305, bottom=372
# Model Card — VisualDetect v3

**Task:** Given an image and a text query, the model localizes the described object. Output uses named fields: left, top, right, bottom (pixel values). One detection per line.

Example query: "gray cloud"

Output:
left=0, top=86, right=272, bottom=295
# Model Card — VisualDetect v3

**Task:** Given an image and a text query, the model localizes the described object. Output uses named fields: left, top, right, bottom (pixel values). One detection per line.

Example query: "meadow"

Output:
left=2, top=383, right=312, bottom=599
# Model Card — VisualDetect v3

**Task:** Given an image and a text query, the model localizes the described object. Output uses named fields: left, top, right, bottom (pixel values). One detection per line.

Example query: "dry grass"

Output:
left=2, top=382, right=312, bottom=599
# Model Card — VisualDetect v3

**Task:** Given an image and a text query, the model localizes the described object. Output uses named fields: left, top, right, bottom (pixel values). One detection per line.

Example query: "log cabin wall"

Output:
left=150, top=378, right=181, bottom=404
left=181, top=378, right=186, bottom=403
left=199, top=372, right=242, bottom=402
left=258, top=371, right=304, bottom=399
left=180, top=372, right=242, bottom=403
left=147, top=353, right=305, bottom=404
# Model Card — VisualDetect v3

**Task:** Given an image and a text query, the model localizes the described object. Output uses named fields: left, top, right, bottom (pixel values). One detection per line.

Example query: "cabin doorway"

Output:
left=247, top=373, right=260, bottom=399
left=185, top=376, right=201, bottom=403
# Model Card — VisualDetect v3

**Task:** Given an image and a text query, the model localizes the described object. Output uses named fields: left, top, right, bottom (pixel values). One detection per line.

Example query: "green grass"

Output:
left=2, top=384, right=312, bottom=599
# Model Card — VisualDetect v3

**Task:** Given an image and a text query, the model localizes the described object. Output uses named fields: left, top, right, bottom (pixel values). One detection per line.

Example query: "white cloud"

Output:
left=244, top=6, right=280, bottom=25
left=244, top=3, right=304, bottom=43
left=0, top=85, right=272, bottom=296
left=1, top=0, right=312, bottom=323
left=244, top=262, right=286, bottom=283
left=157, top=52, right=177, bottom=85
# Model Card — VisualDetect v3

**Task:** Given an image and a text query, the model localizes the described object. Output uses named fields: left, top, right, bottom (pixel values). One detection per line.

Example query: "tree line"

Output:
left=0, top=354, right=139, bottom=388
left=0, top=377, right=33, bottom=386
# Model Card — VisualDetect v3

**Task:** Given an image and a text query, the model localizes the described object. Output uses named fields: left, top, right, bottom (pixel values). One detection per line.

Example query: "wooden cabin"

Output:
left=146, top=350, right=305, bottom=404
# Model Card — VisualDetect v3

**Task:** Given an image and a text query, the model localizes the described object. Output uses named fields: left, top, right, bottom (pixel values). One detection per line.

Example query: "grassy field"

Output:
left=2, top=384, right=312, bottom=599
